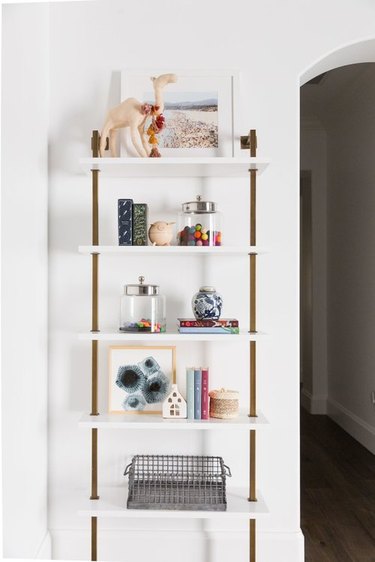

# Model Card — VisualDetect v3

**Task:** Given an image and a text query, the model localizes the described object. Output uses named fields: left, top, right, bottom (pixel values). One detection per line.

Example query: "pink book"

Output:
left=201, top=368, right=209, bottom=420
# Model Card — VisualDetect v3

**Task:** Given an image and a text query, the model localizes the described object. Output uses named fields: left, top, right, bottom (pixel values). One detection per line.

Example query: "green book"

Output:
left=132, top=203, right=148, bottom=246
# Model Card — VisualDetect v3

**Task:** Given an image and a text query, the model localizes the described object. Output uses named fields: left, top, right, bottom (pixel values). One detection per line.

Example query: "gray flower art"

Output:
left=116, top=356, right=170, bottom=411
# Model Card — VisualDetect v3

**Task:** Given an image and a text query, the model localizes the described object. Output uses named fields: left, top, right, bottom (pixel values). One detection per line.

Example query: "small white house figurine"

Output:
left=163, top=384, right=187, bottom=419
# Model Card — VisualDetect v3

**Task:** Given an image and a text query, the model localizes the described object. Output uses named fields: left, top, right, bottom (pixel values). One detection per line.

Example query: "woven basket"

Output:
left=209, top=388, right=239, bottom=419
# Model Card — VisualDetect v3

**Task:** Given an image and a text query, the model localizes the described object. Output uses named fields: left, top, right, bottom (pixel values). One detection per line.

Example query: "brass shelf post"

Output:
left=90, top=130, right=100, bottom=561
left=247, top=129, right=258, bottom=562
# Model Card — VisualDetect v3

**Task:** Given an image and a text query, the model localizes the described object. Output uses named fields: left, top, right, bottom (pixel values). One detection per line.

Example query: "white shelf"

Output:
left=79, top=157, right=270, bottom=178
left=78, top=330, right=265, bottom=342
left=78, top=245, right=265, bottom=256
left=78, top=411, right=268, bottom=430
left=77, top=485, right=268, bottom=519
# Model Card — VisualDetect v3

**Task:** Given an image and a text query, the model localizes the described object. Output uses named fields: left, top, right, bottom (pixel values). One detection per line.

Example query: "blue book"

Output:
left=186, top=368, right=195, bottom=420
left=118, top=199, right=133, bottom=245
left=194, top=368, right=202, bottom=420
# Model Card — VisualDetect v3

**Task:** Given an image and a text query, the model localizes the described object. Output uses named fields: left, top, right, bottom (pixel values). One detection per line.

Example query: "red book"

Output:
left=178, top=318, right=239, bottom=328
left=201, top=368, right=209, bottom=420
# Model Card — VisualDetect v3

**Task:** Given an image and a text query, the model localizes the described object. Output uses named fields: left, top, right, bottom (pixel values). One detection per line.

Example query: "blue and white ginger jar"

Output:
left=192, top=286, right=223, bottom=320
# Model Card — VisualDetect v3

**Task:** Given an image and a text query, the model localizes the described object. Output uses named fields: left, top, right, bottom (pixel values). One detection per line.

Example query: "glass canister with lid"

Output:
left=177, top=195, right=222, bottom=246
left=120, top=276, right=166, bottom=333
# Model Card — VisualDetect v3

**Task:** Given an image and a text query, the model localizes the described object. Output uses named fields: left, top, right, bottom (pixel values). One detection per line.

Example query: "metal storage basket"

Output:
left=124, top=454, right=232, bottom=511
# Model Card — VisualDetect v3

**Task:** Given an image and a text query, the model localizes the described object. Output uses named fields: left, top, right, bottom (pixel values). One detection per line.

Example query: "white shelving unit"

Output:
left=77, top=486, right=268, bottom=520
left=78, top=245, right=266, bottom=255
left=79, top=331, right=265, bottom=342
left=79, top=411, right=268, bottom=430
left=80, top=156, right=270, bottom=178
left=79, top=130, right=269, bottom=562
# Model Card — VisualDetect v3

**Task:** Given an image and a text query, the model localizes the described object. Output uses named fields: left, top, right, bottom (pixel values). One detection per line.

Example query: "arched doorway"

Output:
left=300, top=46, right=375, bottom=561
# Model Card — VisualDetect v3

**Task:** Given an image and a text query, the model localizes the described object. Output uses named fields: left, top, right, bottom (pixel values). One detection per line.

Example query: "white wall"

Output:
left=45, top=2, right=375, bottom=562
left=3, top=1, right=375, bottom=562
left=1, top=3, right=50, bottom=558
left=300, top=119, right=328, bottom=414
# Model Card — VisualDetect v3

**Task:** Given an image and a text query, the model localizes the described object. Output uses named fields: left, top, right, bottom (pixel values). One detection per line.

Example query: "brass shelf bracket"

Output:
left=241, top=129, right=257, bottom=153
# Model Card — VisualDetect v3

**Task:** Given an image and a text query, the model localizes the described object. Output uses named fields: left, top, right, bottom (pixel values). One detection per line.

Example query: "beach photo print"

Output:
left=121, top=70, right=237, bottom=156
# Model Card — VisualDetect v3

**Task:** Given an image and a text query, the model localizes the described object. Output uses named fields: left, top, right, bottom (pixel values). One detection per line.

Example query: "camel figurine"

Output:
left=100, top=73, right=177, bottom=157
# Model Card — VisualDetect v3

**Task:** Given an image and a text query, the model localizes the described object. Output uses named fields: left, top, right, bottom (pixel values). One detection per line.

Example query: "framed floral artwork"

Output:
left=108, top=345, right=176, bottom=414
left=120, top=69, right=239, bottom=157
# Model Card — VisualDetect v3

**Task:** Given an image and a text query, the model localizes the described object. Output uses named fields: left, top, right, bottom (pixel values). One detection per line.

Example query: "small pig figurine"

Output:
left=148, top=221, right=175, bottom=246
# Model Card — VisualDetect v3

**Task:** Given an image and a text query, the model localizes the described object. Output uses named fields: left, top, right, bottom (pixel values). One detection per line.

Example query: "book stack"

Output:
left=118, top=199, right=148, bottom=246
left=178, top=318, right=239, bottom=334
left=186, top=367, right=209, bottom=420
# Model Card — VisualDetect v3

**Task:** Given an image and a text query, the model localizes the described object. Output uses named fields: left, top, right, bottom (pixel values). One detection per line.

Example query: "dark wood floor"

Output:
left=301, top=409, right=375, bottom=561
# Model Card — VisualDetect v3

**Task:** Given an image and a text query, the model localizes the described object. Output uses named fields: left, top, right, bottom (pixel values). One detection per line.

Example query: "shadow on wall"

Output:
left=49, top=71, right=121, bottom=173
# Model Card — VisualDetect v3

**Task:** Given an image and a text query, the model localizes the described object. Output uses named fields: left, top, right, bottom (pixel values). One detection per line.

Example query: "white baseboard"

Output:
left=301, top=389, right=327, bottom=414
left=259, top=530, right=304, bottom=562
left=50, top=528, right=304, bottom=562
left=35, top=530, right=52, bottom=559
left=327, top=398, right=375, bottom=454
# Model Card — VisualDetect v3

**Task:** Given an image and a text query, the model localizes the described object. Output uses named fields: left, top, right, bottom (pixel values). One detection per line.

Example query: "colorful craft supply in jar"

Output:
left=121, top=318, right=166, bottom=333
left=178, top=225, right=222, bottom=246
left=120, top=277, right=166, bottom=333
left=177, top=195, right=222, bottom=247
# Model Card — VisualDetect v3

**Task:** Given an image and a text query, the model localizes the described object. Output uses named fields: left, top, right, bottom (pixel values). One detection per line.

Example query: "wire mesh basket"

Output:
left=124, top=455, right=232, bottom=511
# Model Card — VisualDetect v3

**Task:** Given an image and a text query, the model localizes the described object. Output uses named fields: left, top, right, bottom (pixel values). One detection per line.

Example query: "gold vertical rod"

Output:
left=249, top=129, right=257, bottom=332
left=92, top=255, right=99, bottom=333
left=250, top=519, right=256, bottom=562
left=91, top=340, right=99, bottom=415
left=248, top=130, right=257, bottom=562
left=249, top=129, right=257, bottom=330
left=90, top=427, right=99, bottom=499
left=250, top=341, right=256, bottom=416
left=249, top=430, right=257, bottom=500
left=91, top=517, right=97, bottom=561
left=250, top=256, right=256, bottom=332
left=93, top=172, right=99, bottom=246
left=250, top=173, right=256, bottom=246
left=90, top=130, right=100, bottom=562
left=92, top=130, right=100, bottom=334
left=250, top=128, right=257, bottom=247
left=249, top=129, right=257, bottom=415
left=92, top=129, right=100, bottom=245
left=249, top=128, right=257, bottom=414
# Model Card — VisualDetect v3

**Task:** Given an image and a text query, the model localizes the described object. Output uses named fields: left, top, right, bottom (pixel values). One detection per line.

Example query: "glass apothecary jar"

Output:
left=120, top=276, right=166, bottom=333
left=177, top=195, right=222, bottom=246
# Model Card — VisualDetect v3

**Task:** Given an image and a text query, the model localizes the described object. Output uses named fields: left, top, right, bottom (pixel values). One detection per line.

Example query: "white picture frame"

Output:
left=108, top=345, right=176, bottom=414
left=120, top=69, right=239, bottom=157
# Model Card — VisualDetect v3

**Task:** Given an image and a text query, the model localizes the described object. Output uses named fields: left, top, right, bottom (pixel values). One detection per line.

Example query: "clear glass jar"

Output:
left=177, top=195, right=222, bottom=246
left=120, top=276, right=166, bottom=333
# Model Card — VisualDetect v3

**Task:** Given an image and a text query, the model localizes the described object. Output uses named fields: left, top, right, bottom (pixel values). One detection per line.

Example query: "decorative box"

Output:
left=118, top=199, right=133, bottom=246
left=209, top=388, right=239, bottom=419
left=132, top=203, right=148, bottom=246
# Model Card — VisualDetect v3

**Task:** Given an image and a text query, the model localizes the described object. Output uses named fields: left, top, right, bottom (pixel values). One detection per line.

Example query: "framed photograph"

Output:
left=108, top=345, right=176, bottom=414
left=121, top=69, right=239, bottom=157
